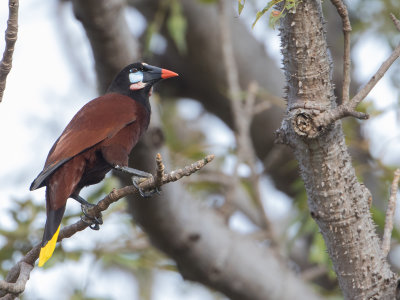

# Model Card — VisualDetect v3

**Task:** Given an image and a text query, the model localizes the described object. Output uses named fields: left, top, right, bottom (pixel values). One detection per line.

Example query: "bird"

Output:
left=30, top=62, right=178, bottom=267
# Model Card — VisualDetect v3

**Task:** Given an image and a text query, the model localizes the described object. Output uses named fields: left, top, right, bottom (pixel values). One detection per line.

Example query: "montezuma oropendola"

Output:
left=30, top=62, right=178, bottom=267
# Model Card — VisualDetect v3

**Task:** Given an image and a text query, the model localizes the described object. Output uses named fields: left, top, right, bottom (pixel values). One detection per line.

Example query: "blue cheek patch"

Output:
left=129, top=72, right=144, bottom=84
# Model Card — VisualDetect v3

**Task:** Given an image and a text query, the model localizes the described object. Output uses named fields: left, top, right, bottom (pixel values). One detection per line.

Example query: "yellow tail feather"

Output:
left=38, top=225, right=60, bottom=267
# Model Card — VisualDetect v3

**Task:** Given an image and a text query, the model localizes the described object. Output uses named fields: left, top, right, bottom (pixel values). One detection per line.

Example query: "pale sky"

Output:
left=0, top=0, right=399, bottom=299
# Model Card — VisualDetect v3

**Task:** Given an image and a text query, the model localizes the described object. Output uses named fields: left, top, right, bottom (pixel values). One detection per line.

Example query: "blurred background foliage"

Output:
left=1, top=0, right=400, bottom=299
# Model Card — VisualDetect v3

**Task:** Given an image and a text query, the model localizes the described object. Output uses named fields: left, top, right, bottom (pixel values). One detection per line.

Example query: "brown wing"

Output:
left=30, top=93, right=140, bottom=190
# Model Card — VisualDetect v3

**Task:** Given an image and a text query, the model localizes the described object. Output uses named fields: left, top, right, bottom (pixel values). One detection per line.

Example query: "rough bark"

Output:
left=276, top=0, right=398, bottom=298
left=0, top=0, right=18, bottom=103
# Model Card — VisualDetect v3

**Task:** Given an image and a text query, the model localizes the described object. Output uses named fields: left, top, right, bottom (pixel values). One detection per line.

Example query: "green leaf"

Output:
left=167, top=0, right=188, bottom=55
left=238, top=0, right=245, bottom=15
left=252, top=0, right=302, bottom=29
left=252, top=0, right=282, bottom=29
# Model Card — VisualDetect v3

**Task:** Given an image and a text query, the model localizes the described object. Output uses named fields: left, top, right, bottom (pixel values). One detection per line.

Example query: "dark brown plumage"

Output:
left=30, top=62, right=178, bottom=266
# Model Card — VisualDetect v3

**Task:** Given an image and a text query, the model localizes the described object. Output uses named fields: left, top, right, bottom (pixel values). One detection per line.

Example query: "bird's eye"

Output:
left=130, top=68, right=138, bottom=73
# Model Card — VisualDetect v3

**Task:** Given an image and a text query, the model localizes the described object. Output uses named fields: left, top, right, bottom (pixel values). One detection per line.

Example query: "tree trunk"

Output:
left=276, top=0, right=398, bottom=298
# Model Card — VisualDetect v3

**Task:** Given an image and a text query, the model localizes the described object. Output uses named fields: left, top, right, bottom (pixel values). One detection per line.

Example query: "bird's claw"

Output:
left=80, top=203, right=103, bottom=230
left=132, top=175, right=161, bottom=198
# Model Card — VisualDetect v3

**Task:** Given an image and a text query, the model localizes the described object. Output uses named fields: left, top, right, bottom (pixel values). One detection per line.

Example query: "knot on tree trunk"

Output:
left=275, top=108, right=330, bottom=145
left=290, top=109, right=327, bottom=139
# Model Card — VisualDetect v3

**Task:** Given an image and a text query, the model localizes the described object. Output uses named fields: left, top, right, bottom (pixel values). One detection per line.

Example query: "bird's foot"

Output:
left=114, top=165, right=161, bottom=197
left=132, top=175, right=161, bottom=198
left=80, top=202, right=103, bottom=230
left=114, top=165, right=153, bottom=178
left=71, top=194, right=103, bottom=230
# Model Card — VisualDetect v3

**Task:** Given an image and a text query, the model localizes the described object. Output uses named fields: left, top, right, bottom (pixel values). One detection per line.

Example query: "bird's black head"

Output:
left=107, top=62, right=178, bottom=111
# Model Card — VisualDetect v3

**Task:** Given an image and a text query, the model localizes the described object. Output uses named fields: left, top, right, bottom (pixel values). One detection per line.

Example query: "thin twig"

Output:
left=330, top=0, right=351, bottom=104
left=312, top=13, right=400, bottom=129
left=154, top=153, right=164, bottom=188
left=217, top=0, right=241, bottom=104
left=217, top=0, right=275, bottom=237
left=0, top=0, right=19, bottom=103
left=349, top=45, right=400, bottom=108
left=0, top=154, right=214, bottom=298
left=390, top=13, right=400, bottom=32
left=314, top=42, right=400, bottom=127
left=245, top=81, right=258, bottom=117
left=382, top=169, right=400, bottom=257
left=252, top=101, right=271, bottom=115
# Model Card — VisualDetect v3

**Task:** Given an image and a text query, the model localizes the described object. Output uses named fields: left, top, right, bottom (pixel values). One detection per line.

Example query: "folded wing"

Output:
left=30, top=93, right=139, bottom=190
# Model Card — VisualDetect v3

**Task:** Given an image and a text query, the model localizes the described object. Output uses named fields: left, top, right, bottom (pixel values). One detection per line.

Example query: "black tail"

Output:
left=38, top=205, right=65, bottom=266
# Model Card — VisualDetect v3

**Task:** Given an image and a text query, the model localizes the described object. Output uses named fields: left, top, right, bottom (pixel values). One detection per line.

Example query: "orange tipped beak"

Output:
left=161, top=68, right=179, bottom=79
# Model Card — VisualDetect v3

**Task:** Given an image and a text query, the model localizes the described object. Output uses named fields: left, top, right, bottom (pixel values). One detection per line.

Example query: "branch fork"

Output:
left=286, top=7, right=400, bottom=138
left=314, top=8, right=400, bottom=128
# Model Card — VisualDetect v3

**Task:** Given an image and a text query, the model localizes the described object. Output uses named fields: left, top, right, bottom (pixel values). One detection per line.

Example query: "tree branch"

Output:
left=278, top=0, right=398, bottom=297
left=0, top=262, right=32, bottom=296
left=313, top=13, right=400, bottom=128
left=0, top=154, right=213, bottom=299
left=390, top=13, right=400, bottom=32
left=217, top=0, right=274, bottom=240
left=0, top=0, right=18, bottom=103
left=330, top=0, right=351, bottom=104
left=382, top=168, right=400, bottom=257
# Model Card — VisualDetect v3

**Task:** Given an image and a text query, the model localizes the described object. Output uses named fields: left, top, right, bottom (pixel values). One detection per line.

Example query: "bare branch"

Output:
left=84, top=154, right=215, bottom=224
left=310, top=12, right=400, bottom=129
left=347, top=45, right=400, bottom=110
left=217, top=0, right=241, bottom=104
left=330, top=0, right=351, bottom=104
left=252, top=100, right=271, bottom=115
left=314, top=42, right=400, bottom=127
left=390, top=13, right=400, bottom=32
left=0, top=154, right=214, bottom=298
left=0, top=0, right=19, bottom=103
left=154, top=152, right=165, bottom=188
left=382, top=169, right=400, bottom=257
left=0, top=262, right=32, bottom=295
left=217, top=0, right=275, bottom=239
left=245, top=81, right=258, bottom=117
